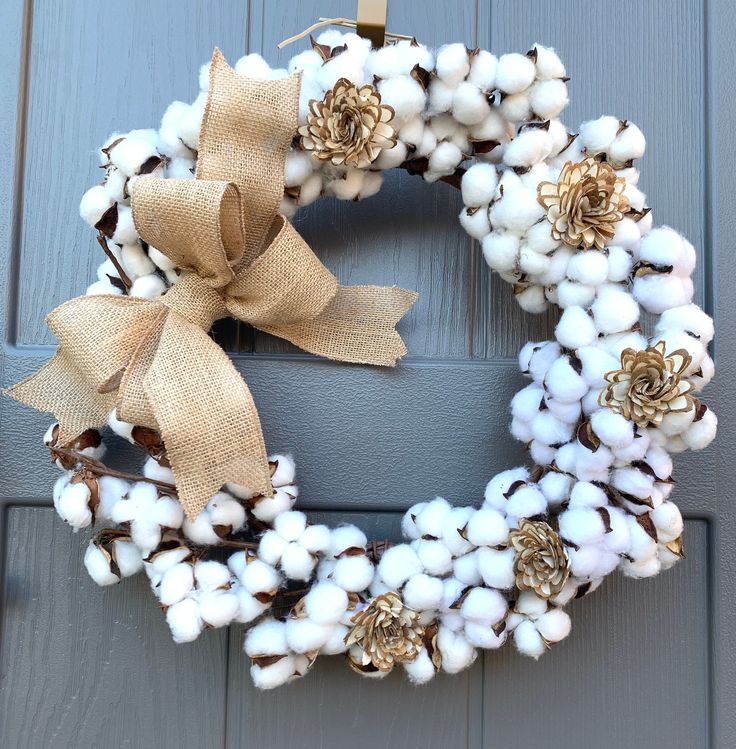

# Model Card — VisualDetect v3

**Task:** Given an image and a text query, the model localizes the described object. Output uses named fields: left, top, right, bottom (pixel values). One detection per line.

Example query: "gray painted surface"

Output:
left=0, top=1, right=732, bottom=747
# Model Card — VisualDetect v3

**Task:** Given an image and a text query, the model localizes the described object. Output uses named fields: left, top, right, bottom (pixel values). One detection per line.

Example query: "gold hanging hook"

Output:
left=356, top=0, right=388, bottom=48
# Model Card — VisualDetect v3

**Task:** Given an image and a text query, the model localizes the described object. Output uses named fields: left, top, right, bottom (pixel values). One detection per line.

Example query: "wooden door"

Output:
left=1, top=1, right=733, bottom=747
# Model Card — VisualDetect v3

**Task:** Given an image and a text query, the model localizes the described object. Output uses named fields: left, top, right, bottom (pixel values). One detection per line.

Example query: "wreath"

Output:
left=5, top=23, right=717, bottom=690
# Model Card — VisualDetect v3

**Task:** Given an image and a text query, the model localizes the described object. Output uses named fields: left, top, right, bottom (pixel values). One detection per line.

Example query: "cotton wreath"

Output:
left=17, top=30, right=716, bottom=690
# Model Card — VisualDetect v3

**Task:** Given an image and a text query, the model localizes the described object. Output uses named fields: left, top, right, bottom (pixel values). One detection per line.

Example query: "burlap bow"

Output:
left=6, top=49, right=417, bottom=519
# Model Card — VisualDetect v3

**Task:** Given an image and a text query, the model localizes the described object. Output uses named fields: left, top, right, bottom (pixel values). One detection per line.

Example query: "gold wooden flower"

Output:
left=509, top=519, right=570, bottom=599
left=537, top=157, right=629, bottom=250
left=599, top=341, right=695, bottom=427
left=345, top=591, right=424, bottom=672
left=298, top=79, right=397, bottom=169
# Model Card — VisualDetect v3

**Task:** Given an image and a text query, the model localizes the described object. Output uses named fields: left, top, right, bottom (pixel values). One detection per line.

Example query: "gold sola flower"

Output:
left=537, top=157, right=629, bottom=250
left=599, top=341, right=696, bottom=428
left=298, top=79, right=397, bottom=169
left=509, top=519, right=570, bottom=599
left=345, top=592, right=424, bottom=672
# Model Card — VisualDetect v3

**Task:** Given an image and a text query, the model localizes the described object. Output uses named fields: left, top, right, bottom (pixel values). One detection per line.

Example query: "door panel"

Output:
left=1, top=1, right=733, bottom=747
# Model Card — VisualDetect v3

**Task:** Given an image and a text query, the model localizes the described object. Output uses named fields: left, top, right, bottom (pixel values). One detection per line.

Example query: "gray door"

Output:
left=1, top=1, right=733, bottom=747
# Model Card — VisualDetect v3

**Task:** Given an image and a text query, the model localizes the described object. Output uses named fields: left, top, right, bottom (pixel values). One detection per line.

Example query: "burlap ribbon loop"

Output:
left=6, top=49, right=417, bottom=520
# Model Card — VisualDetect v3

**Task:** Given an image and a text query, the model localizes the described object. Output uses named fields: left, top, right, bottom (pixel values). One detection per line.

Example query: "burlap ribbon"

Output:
left=6, top=49, right=417, bottom=519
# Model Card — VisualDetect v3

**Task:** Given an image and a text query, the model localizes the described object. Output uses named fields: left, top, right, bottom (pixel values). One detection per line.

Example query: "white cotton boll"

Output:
left=160, top=563, right=194, bottom=606
left=529, top=440, right=557, bottom=466
left=288, top=49, right=323, bottom=74
left=465, top=621, right=507, bottom=650
left=437, top=627, right=477, bottom=673
left=428, top=141, right=463, bottom=176
left=466, top=49, right=496, bottom=89
left=612, top=466, right=655, bottom=501
left=120, top=243, right=155, bottom=279
left=539, top=471, right=573, bottom=507
left=372, top=140, right=408, bottom=170
left=570, top=544, right=605, bottom=579
left=280, top=543, right=315, bottom=581
left=109, top=204, right=137, bottom=245
left=484, top=467, right=529, bottom=510
left=227, top=551, right=248, bottom=580
left=129, top=274, right=167, bottom=299
left=317, top=55, right=365, bottom=91
left=241, top=558, right=280, bottom=596
left=109, top=137, right=159, bottom=177
left=621, top=555, right=661, bottom=579
left=459, top=205, right=491, bottom=239
left=579, top=116, right=620, bottom=154
left=603, top=330, right=647, bottom=358
left=610, top=216, right=641, bottom=250
left=166, top=598, right=203, bottom=644
left=284, top=150, right=313, bottom=188
left=515, top=285, right=548, bottom=313
left=427, top=78, right=455, bottom=115
left=378, top=544, right=423, bottom=588
left=330, top=524, right=367, bottom=556
left=403, top=573, right=444, bottom=612
left=79, top=184, right=114, bottom=227
left=531, top=410, right=575, bottom=446
left=199, top=590, right=240, bottom=628
left=429, top=112, right=461, bottom=143
left=482, top=232, right=519, bottom=272
left=442, top=506, right=476, bottom=557
left=465, top=508, right=509, bottom=547
left=499, top=92, right=532, bottom=123
left=377, top=75, right=425, bottom=125
left=682, top=408, right=717, bottom=450
left=627, top=517, right=658, bottom=561
left=639, top=227, right=693, bottom=273
left=651, top=502, right=683, bottom=543
left=547, top=119, right=572, bottom=157
left=477, top=547, right=516, bottom=589
left=435, top=43, right=470, bottom=84
left=514, top=590, right=548, bottom=617
left=401, top=504, right=425, bottom=540
left=633, top=273, right=694, bottom=314
left=258, top=530, right=288, bottom=566
left=496, top=53, right=536, bottom=94
left=512, top=383, right=544, bottom=422
left=103, top=168, right=128, bottom=203
left=286, top=618, right=333, bottom=654
left=320, top=623, right=349, bottom=655
left=182, top=513, right=221, bottom=546
left=404, top=648, right=437, bottom=684
left=453, top=551, right=481, bottom=585
left=591, top=286, right=640, bottom=334
left=327, top=169, right=364, bottom=201
left=608, top=122, right=646, bottom=164
left=544, top=396, right=581, bottom=424
left=84, top=543, right=120, bottom=586
left=274, top=511, right=307, bottom=542
left=554, top=306, right=598, bottom=350
left=566, top=250, right=609, bottom=286
left=528, top=341, right=563, bottom=382
left=304, top=582, right=348, bottom=624
left=529, top=79, right=569, bottom=119
left=460, top=165, right=499, bottom=212
left=250, top=655, right=299, bottom=690
left=298, top=524, right=331, bottom=555
left=413, top=539, right=453, bottom=576
left=398, top=116, right=425, bottom=148
left=461, top=587, right=507, bottom=625
left=490, top=179, right=544, bottom=232
left=568, top=481, right=607, bottom=509
left=556, top=280, right=596, bottom=309
left=452, top=82, right=490, bottom=126
left=245, top=619, right=288, bottom=657
left=358, top=170, right=383, bottom=200
left=533, top=45, right=566, bottom=80
left=165, top=157, right=195, bottom=179
left=690, top=353, right=715, bottom=389
left=251, top=487, right=297, bottom=523
left=577, top=346, right=619, bottom=388
left=559, top=508, right=606, bottom=546
left=545, top=356, right=589, bottom=403
left=234, top=589, right=268, bottom=624
left=513, top=619, right=546, bottom=658
left=194, top=560, right=231, bottom=593
left=658, top=405, right=696, bottom=437
left=603, top=506, right=631, bottom=554
left=415, top=497, right=452, bottom=539
left=85, top=279, right=121, bottom=296
left=441, top=578, right=467, bottom=613
left=332, top=555, right=374, bottom=592
left=604, top=245, right=633, bottom=282
left=590, top=409, right=634, bottom=448
left=656, top=304, right=714, bottom=345
left=536, top=608, right=572, bottom=643
left=234, top=53, right=271, bottom=79
left=95, top=475, right=128, bottom=521
left=574, top=442, right=614, bottom=482
left=297, top=172, right=323, bottom=207
left=57, top=482, right=93, bottom=529
left=503, top=129, right=553, bottom=168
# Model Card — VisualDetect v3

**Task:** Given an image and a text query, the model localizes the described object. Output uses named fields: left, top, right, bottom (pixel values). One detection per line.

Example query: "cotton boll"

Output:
left=555, top=279, right=597, bottom=310
left=499, top=93, right=532, bottom=123
left=529, top=440, right=557, bottom=466
left=378, top=544, right=423, bottom=588
left=449, top=82, right=489, bottom=126
left=639, top=227, right=693, bottom=273
left=568, top=545, right=603, bottom=578
left=415, top=497, right=452, bottom=539
left=490, top=179, right=545, bottom=233
left=621, top=555, right=661, bottom=579
left=402, top=648, right=437, bottom=684
left=539, top=471, right=573, bottom=507
left=590, top=409, right=634, bottom=448
left=453, top=551, right=481, bottom=585
left=377, top=75, right=425, bottom=126
left=166, top=598, right=203, bottom=644
left=484, top=467, right=529, bottom=510
left=250, top=487, right=297, bottom=523
left=544, top=396, right=581, bottom=424
left=280, top=543, right=315, bottom=581
left=513, top=619, right=546, bottom=658
left=536, top=608, right=572, bottom=643
left=482, top=232, right=519, bottom=272
left=435, top=43, right=470, bottom=84
left=182, top=513, right=221, bottom=546
left=464, top=508, right=509, bottom=547
left=442, top=506, right=476, bottom=557
left=79, top=185, right=115, bottom=227
left=603, top=330, right=648, bottom=359
left=304, top=582, right=349, bottom=624
left=554, top=306, right=598, bottom=350
left=603, top=506, right=631, bottom=554
left=245, top=618, right=288, bottom=657
left=545, top=355, right=589, bottom=403
left=529, top=79, right=569, bottom=120
left=650, top=502, right=683, bottom=543
left=459, top=205, right=491, bottom=239
left=511, top=417, right=533, bottom=442
left=57, top=482, right=93, bottom=529
left=403, top=573, right=444, bottom=612
left=428, top=78, right=454, bottom=115
left=250, top=655, right=301, bottom=690
left=504, top=129, right=553, bottom=168
left=240, top=558, right=280, bottom=595
left=591, top=286, right=640, bottom=334
left=477, top=547, right=515, bottom=590
left=437, top=627, right=477, bottom=673
left=528, top=341, right=563, bottom=382
left=460, top=164, right=496, bottom=210
left=609, top=216, right=641, bottom=250
left=532, top=45, right=566, bottom=80
left=234, top=53, right=272, bottom=79
left=634, top=273, right=694, bottom=314
left=577, top=347, right=619, bottom=388
left=612, top=466, right=655, bottom=501
left=85, top=279, right=121, bottom=296
left=682, top=407, right=717, bottom=450
left=428, top=141, right=463, bottom=177
left=320, top=623, right=349, bottom=655
left=496, top=53, right=536, bottom=93
left=258, top=530, right=288, bottom=566
left=608, top=122, right=646, bottom=165
left=84, top=543, right=121, bottom=586
left=297, top=524, right=330, bottom=555
left=285, top=617, right=334, bottom=653
left=413, top=539, right=453, bottom=576
left=274, top=511, right=307, bottom=542
left=317, top=54, right=365, bottom=91
left=372, top=140, right=408, bottom=170
left=461, top=587, right=507, bottom=625
left=330, top=524, right=368, bottom=557
left=568, top=481, right=607, bottom=509
left=283, top=149, right=313, bottom=188
left=511, top=383, right=544, bottom=423
left=288, top=49, right=323, bottom=75
left=515, top=285, right=548, bottom=313
left=627, top=516, right=658, bottom=561
left=574, top=442, right=614, bottom=483
left=160, top=562, right=194, bottom=606
left=559, top=508, right=606, bottom=546
left=531, top=410, right=575, bottom=447
left=579, top=116, right=620, bottom=154
left=565, top=250, right=609, bottom=286
left=656, top=304, right=714, bottom=345
left=129, top=274, right=167, bottom=299
left=465, top=621, right=507, bottom=650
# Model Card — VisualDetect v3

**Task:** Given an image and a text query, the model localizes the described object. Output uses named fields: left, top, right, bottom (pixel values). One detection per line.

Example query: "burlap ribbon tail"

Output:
left=6, top=49, right=417, bottom=519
